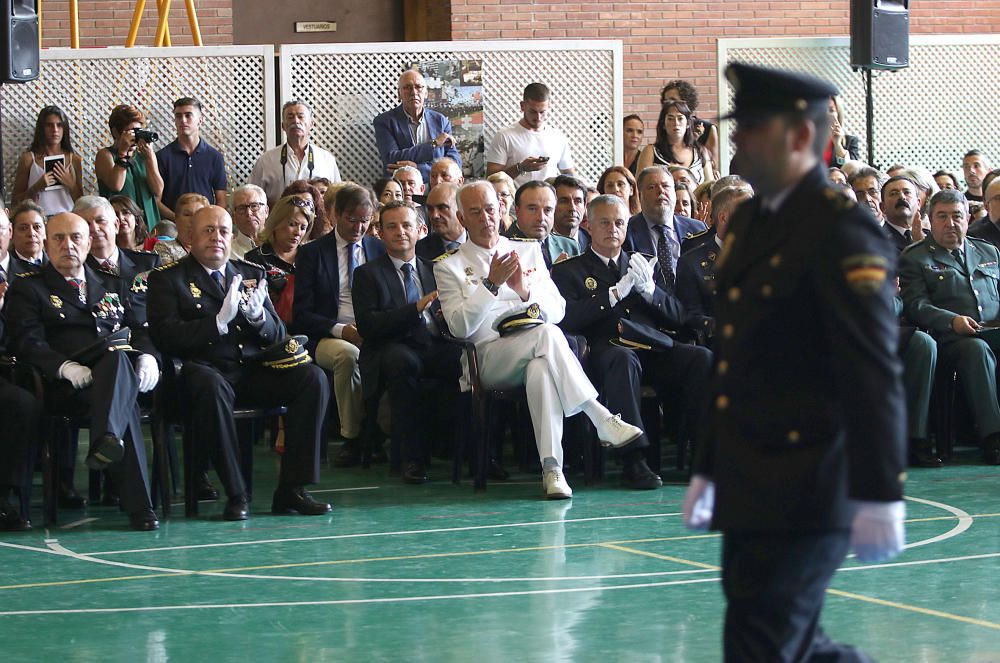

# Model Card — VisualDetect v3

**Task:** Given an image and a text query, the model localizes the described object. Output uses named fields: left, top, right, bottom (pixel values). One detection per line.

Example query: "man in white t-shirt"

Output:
left=486, top=83, right=576, bottom=187
left=249, top=100, right=342, bottom=206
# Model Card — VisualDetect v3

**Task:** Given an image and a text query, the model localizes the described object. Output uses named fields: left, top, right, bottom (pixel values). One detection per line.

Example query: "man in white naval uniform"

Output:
left=434, top=181, right=644, bottom=498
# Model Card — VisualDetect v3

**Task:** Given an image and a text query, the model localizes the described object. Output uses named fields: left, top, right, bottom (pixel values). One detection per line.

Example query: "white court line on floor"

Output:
left=84, top=511, right=683, bottom=556
left=60, top=518, right=98, bottom=530
left=901, top=496, right=973, bottom=549
left=310, top=486, right=381, bottom=494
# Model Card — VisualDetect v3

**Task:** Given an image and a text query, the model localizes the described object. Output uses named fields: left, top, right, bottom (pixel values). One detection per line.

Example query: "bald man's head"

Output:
left=190, top=205, right=234, bottom=269
left=46, top=213, right=91, bottom=277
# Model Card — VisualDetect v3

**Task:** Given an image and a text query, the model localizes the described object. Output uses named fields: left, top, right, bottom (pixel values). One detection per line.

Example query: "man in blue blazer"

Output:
left=623, top=166, right=707, bottom=291
left=373, top=70, right=463, bottom=185
left=293, top=184, right=386, bottom=465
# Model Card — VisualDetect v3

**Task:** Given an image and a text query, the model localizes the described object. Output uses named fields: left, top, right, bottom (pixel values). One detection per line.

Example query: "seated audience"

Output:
left=281, top=179, right=329, bottom=239
left=505, top=181, right=580, bottom=267
left=968, top=178, right=1000, bottom=247
left=9, top=201, right=48, bottom=273
left=487, top=171, right=517, bottom=232
left=416, top=182, right=466, bottom=261
left=429, top=156, right=465, bottom=190
left=110, top=194, right=149, bottom=252
left=849, top=166, right=885, bottom=223
left=229, top=184, right=268, bottom=259
left=879, top=176, right=921, bottom=250
left=552, top=174, right=590, bottom=252
left=154, top=193, right=208, bottom=264
left=623, top=114, right=645, bottom=175
left=246, top=195, right=314, bottom=323
left=597, top=165, right=640, bottom=215
left=824, top=95, right=860, bottom=166
left=934, top=170, right=960, bottom=191
left=12, top=105, right=84, bottom=215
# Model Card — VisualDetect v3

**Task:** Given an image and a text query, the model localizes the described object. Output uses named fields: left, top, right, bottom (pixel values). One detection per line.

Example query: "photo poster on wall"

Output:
left=411, top=59, right=485, bottom=178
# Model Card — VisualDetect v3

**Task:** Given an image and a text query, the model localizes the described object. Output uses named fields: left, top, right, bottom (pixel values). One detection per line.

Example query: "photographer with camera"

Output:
left=95, top=104, right=164, bottom=231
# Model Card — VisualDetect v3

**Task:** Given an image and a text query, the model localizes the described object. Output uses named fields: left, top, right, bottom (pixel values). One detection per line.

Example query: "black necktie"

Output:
left=211, top=270, right=225, bottom=292
left=952, top=249, right=964, bottom=265
left=903, top=229, right=913, bottom=243
left=0, top=264, right=6, bottom=284
left=654, top=226, right=676, bottom=291
left=608, top=258, right=618, bottom=278
left=401, top=263, right=419, bottom=304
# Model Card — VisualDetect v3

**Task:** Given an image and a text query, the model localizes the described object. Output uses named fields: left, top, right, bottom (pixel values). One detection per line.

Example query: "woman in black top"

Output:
left=245, top=195, right=315, bottom=323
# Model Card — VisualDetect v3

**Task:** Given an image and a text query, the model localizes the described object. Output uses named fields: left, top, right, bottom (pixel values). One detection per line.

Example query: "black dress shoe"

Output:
left=128, top=508, right=159, bottom=531
left=402, top=461, right=429, bottom=484
left=370, top=446, right=388, bottom=464
left=622, top=458, right=663, bottom=490
left=85, top=433, right=125, bottom=470
left=0, top=502, right=31, bottom=532
left=982, top=439, right=1000, bottom=466
left=58, top=483, right=88, bottom=509
left=332, top=443, right=361, bottom=468
left=197, top=472, right=220, bottom=501
left=223, top=495, right=249, bottom=521
left=488, top=458, right=510, bottom=481
left=908, top=439, right=942, bottom=468
left=271, top=486, right=332, bottom=515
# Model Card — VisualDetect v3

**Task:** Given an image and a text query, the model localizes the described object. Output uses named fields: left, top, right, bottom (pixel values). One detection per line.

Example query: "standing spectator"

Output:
left=622, top=114, right=644, bottom=175
left=660, top=79, right=720, bottom=168
left=637, top=100, right=715, bottom=185
left=229, top=184, right=268, bottom=260
left=249, top=100, right=342, bottom=206
left=95, top=104, right=164, bottom=230
left=934, top=170, right=960, bottom=191
left=373, top=70, right=462, bottom=184
left=486, top=83, right=576, bottom=186
left=110, top=195, right=148, bottom=252
left=962, top=149, right=990, bottom=205
left=155, top=96, right=228, bottom=220
left=12, top=105, right=83, bottom=215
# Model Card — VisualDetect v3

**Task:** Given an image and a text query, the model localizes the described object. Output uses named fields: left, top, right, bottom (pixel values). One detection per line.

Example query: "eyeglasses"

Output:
left=289, top=197, right=315, bottom=212
left=235, top=202, right=266, bottom=213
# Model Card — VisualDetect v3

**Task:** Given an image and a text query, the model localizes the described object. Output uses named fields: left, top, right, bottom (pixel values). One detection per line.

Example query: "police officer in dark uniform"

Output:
left=0, top=306, right=40, bottom=531
left=146, top=206, right=331, bottom=521
left=682, top=63, right=907, bottom=662
left=7, top=213, right=162, bottom=531
left=676, top=185, right=752, bottom=340
left=552, top=194, right=711, bottom=489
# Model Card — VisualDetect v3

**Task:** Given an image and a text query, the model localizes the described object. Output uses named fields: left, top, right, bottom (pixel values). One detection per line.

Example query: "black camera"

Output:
left=133, top=128, right=159, bottom=143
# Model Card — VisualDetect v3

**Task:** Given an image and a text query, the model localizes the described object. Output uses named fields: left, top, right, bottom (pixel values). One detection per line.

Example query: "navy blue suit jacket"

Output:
left=372, top=106, right=462, bottom=183
left=292, top=231, right=386, bottom=353
left=622, top=212, right=707, bottom=256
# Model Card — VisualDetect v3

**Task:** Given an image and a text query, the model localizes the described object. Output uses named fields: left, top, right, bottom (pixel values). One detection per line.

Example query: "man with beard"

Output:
left=963, top=150, right=990, bottom=207
left=900, top=189, right=1000, bottom=466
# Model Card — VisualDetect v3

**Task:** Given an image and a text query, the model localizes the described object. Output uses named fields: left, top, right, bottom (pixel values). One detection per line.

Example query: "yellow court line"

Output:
left=599, top=543, right=720, bottom=570
left=826, top=588, right=1000, bottom=631
left=0, top=532, right=720, bottom=591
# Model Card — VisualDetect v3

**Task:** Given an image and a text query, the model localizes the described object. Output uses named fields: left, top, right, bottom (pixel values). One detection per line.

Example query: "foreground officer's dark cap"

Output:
left=722, top=62, right=839, bottom=121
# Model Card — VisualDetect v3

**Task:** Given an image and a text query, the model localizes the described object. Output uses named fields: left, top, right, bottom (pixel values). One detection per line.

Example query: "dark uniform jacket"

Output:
left=6, top=263, right=155, bottom=379
left=292, top=231, right=386, bottom=354
left=882, top=223, right=914, bottom=252
left=146, top=255, right=284, bottom=378
left=899, top=235, right=1000, bottom=342
left=415, top=233, right=457, bottom=262
left=87, top=248, right=160, bottom=324
left=967, top=216, right=1000, bottom=249
left=675, top=235, right=720, bottom=333
left=503, top=223, right=581, bottom=269
left=692, top=165, right=906, bottom=532
left=551, top=248, right=686, bottom=346
left=352, top=253, right=443, bottom=397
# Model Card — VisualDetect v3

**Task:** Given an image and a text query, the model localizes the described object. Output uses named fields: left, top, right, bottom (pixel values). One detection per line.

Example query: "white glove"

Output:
left=215, top=274, right=243, bottom=332
left=850, top=500, right=905, bottom=562
left=612, top=271, right=635, bottom=302
left=682, top=474, right=715, bottom=531
left=59, top=361, right=93, bottom=390
left=135, top=353, right=159, bottom=393
left=241, top=279, right=268, bottom=323
left=629, top=254, right=657, bottom=296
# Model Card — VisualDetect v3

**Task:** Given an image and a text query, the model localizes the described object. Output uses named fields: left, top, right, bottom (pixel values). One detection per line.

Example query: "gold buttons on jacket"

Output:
left=770, top=254, right=782, bottom=268
left=761, top=284, right=773, bottom=297
left=722, top=324, right=734, bottom=339
left=717, top=360, right=729, bottom=375
left=787, top=430, right=801, bottom=443
left=716, top=395, right=729, bottom=410
left=728, top=287, right=741, bottom=302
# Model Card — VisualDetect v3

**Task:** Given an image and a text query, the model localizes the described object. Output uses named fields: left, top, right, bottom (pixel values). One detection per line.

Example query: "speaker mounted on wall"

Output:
left=1, top=0, right=40, bottom=83
left=850, top=0, right=910, bottom=70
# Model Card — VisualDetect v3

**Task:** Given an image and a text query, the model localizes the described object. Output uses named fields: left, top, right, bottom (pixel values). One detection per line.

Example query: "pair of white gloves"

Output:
left=59, top=353, right=159, bottom=392
left=612, top=253, right=658, bottom=303
left=215, top=274, right=269, bottom=335
left=682, top=475, right=906, bottom=563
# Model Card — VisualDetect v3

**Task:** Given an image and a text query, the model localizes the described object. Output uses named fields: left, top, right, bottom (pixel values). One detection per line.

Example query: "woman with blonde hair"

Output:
left=246, top=195, right=314, bottom=323
left=487, top=171, right=517, bottom=231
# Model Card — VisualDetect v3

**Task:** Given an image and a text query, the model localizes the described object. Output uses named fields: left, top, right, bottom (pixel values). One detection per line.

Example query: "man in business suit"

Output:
left=416, top=182, right=467, bottom=261
left=880, top=176, right=921, bottom=251
left=353, top=201, right=461, bottom=483
left=147, top=206, right=331, bottom=520
left=9, top=201, right=48, bottom=274
left=676, top=185, right=752, bottom=339
left=373, top=70, right=462, bottom=185
left=552, top=195, right=711, bottom=489
left=7, top=213, right=162, bottom=531
left=623, top=166, right=707, bottom=292
left=505, top=181, right=580, bottom=268
left=900, top=189, right=1000, bottom=466
left=293, top=183, right=386, bottom=466
left=435, top=182, right=643, bottom=500
left=683, top=63, right=906, bottom=662
left=967, top=178, right=1000, bottom=247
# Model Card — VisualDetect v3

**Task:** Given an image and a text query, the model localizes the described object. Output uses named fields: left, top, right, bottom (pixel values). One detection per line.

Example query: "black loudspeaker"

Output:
left=1, top=0, right=39, bottom=83
left=850, top=0, right=909, bottom=70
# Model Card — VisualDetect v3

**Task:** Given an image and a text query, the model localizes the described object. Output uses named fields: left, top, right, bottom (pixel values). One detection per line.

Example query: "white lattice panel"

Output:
left=1, top=46, right=275, bottom=200
left=280, top=41, right=623, bottom=188
left=717, top=35, right=1000, bottom=182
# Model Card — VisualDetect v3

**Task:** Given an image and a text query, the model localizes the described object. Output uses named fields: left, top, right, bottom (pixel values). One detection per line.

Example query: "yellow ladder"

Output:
left=39, top=0, right=204, bottom=48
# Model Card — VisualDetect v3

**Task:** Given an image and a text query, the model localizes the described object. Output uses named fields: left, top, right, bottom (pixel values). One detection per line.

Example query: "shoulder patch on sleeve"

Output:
left=131, top=270, right=150, bottom=293
left=841, top=254, right=889, bottom=294
left=153, top=260, right=181, bottom=272
left=509, top=236, right=540, bottom=242
left=685, top=228, right=709, bottom=241
left=433, top=248, right=459, bottom=262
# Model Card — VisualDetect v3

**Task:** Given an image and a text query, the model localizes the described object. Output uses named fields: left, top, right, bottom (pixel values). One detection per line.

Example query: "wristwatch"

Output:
left=482, top=277, right=500, bottom=296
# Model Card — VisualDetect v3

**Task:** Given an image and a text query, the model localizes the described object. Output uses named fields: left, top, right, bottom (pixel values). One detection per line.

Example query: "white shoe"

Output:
left=542, top=468, right=573, bottom=500
left=596, top=414, right=643, bottom=448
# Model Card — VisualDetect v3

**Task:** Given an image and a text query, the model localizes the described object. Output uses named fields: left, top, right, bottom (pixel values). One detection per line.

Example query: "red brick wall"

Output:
left=451, top=1, right=1000, bottom=132
left=40, top=0, right=232, bottom=49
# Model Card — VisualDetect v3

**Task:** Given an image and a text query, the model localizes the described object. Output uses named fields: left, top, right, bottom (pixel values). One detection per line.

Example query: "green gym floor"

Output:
left=1, top=443, right=999, bottom=662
